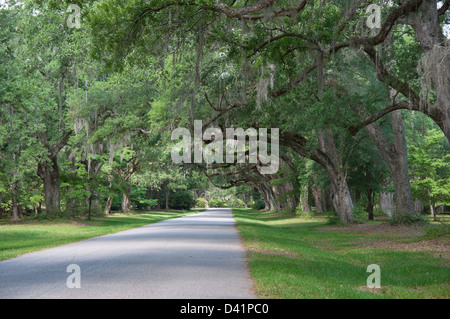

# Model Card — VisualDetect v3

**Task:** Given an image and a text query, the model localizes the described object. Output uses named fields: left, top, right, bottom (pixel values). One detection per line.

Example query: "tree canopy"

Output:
left=0, top=0, right=449, bottom=223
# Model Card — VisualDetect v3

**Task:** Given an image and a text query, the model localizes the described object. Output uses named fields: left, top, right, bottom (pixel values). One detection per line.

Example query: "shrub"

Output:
left=168, top=191, right=196, bottom=210
left=252, top=199, right=265, bottom=210
left=137, top=199, right=158, bottom=210
left=232, top=198, right=247, bottom=208
left=209, top=199, right=227, bottom=208
left=352, top=204, right=367, bottom=223
left=195, top=197, right=208, bottom=208
left=295, top=204, right=313, bottom=219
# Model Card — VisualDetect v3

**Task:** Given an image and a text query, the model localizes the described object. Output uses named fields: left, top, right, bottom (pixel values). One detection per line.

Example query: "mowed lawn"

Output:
left=0, top=210, right=196, bottom=262
left=233, top=208, right=450, bottom=299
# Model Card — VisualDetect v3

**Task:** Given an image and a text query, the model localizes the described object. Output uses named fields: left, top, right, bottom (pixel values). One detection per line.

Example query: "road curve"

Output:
left=0, top=208, right=256, bottom=299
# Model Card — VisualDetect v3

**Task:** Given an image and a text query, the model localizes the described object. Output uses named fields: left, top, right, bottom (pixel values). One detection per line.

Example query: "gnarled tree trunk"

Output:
left=312, top=186, right=324, bottom=213
left=121, top=187, right=131, bottom=213
left=37, top=157, right=61, bottom=215
left=318, top=131, right=354, bottom=222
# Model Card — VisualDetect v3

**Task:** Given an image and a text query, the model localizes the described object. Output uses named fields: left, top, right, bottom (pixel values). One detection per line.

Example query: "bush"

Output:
left=137, top=199, right=158, bottom=210
left=326, top=215, right=343, bottom=225
left=252, top=199, right=265, bottom=210
left=352, top=204, right=367, bottom=223
left=195, top=197, right=208, bottom=208
left=209, top=199, right=227, bottom=208
left=296, top=205, right=313, bottom=219
left=232, top=198, right=247, bottom=208
left=167, top=191, right=196, bottom=210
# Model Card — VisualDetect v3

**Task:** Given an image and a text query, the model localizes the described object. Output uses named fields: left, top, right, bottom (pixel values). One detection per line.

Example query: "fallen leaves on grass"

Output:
left=316, top=222, right=450, bottom=259
left=244, top=241, right=299, bottom=258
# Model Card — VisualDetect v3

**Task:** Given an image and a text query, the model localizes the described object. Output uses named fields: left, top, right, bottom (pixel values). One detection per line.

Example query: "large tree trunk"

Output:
left=104, top=196, right=113, bottom=215
left=121, top=192, right=131, bottom=213
left=329, top=172, right=354, bottom=223
left=36, top=131, right=71, bottom=215
left=317, top=131, right=354, bottom=222
left=121, top=184, right=131, bottom=213
left=300, top=184, right=311, bottom=213
left=324, top=188, right=335, bottom=213
left=37, top=158, right=61, bottom=215
left=312, top=187, right=324, bottom=213
left=257, top=182, right=277, bottom=211
left=390, top=110, right=415, bottom=218
left=380, top=191, right=394, bottom=217
left=414, top=199, right=424, bottom=214
left=352, top=105, right=415, bottom=221
left=430, top=203, right=437, bottom=221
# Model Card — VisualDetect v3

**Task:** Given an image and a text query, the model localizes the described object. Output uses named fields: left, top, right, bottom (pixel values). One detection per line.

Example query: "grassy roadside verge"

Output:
left=233, top=208, right=450, bottom=299
left=0, top=209, right=200, bottom=261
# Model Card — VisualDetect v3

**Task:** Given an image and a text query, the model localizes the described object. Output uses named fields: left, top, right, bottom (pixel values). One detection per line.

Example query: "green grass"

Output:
left=0, top=210, right=197, bottom=261
left=233, top=208, right=450, bottom=299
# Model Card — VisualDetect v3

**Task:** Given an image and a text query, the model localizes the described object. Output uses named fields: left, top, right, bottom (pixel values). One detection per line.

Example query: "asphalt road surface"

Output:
left=0, top=208, right=256, bottom=299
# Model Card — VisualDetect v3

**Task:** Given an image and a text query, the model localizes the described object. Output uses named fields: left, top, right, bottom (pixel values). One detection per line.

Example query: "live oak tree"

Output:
left=83, top=0, right=449, bottom=223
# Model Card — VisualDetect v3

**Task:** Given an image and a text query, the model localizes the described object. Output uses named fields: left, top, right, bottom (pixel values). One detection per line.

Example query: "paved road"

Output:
left=0, top=208, right=256, bottom=299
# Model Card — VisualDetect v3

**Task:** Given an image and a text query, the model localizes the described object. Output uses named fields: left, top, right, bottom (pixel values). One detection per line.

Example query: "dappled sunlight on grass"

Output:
left=233, top=208, right=450, bottom=299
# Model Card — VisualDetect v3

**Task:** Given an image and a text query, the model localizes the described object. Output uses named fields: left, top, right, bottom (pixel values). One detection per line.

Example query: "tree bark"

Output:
left=414, top=199, right=424, bottom=214
left=329, top=172, right=354, bottom=223
left=300, top=184, right=311, bottom=213
left=430, top=204, right=437, bottom=221
left=352, top=104, right=415, bottom=220
left=37, top=131, right=71, bottom=215
left=390, top=110, right=415, bottom=218
left=324, top=188, right=334, bottom=213
left=317, top=131, right=354, bottom=222
left=121, top=191, right=131, bottom=213
left=165, top=184, right=170, bottom=210
left=312, top=187, right=324, bottom=213
left=104, top=196, right=113, bottom=215
left=37, top=158, right=61, bottom=215
left=11, top=180, right=20, bottom=220
left=157, top=190, right=161, bottom=209
left=380, top=191, right=394, bottom=217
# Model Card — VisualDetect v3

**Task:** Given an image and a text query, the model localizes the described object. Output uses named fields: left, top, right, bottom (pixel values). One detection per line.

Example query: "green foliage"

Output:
left=351, top=204, right=369, bottom=224
left=195, top=197, right=208, bottom=208
left=409, top=129, right=450, bottom=210
left=167, top=191, right=196, bottom=210
left=230, top=198, right=247, bottom=208
left=295, top=204, right=313, bottom=219
left=208, top=199, right=228, bottom=208
left=1, top=0, right=449, bottom=228
left=252, top=200, right=265, bottom=210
